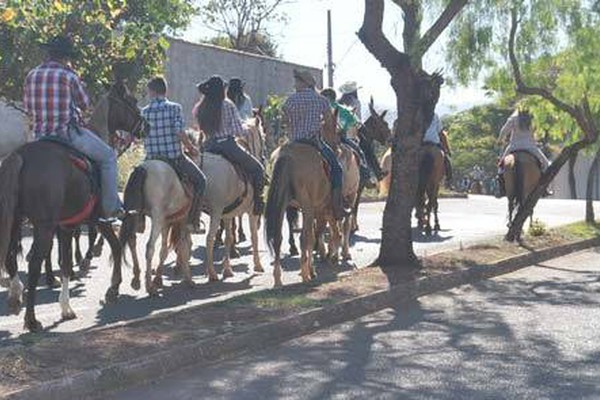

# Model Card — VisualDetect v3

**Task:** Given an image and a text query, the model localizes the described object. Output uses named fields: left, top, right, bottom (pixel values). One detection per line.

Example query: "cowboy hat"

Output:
left=228, top=77, right=245, bottom=89
left=293, top=69, right=316, bottom=87
left=338, top=80, right=360, bottom=94
left=41, top=35, right=78, bottom=59
left=196, top=75, right=226, bottom=95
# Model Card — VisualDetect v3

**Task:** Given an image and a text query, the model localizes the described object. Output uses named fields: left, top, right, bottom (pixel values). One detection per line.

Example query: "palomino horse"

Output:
left=415, top=144, right=446, bottom=235
left=197, top=121, right=266, bottom=282
left=0, top=81, right=147, bottom=332
left=379, top=146, right=392, bottom=197
left=503, top=151, right=542, bottom=234
left=265, top=110, right=341, bottom=287
left=118, top=161, right=194, bottom=296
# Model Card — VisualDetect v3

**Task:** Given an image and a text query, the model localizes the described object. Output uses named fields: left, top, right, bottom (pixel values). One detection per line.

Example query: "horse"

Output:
left=285, top=99, right=391, bottom=257
left=215, top=111, right=266, bottom=255
left=0, top=100, right=32, bottom=161
left=118, top=161, right=194, bottom=296
left=0, top=81, right=147, bottom=332
left=503, top=151, right=542, bottom=235
left=265, top=110, right=341, bottom=287
left=379, top=146, right=392, bottom=197
left=196, top=124, right=265, bottom=282
left=415, top=144, right=446, bottom=236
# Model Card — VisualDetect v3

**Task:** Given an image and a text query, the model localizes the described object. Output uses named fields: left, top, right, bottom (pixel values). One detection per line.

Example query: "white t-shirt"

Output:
left=423, top=113, right=442, bottom=144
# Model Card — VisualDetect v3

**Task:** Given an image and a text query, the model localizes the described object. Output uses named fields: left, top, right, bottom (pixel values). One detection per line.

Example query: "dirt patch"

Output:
left=1, top=222, right=598, bottom=396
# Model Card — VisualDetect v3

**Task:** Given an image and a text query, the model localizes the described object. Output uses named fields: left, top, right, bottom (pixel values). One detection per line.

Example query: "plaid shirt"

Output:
left=23, top=61, right=91, bottom=138
left=142, top=97, right=184, bottom=160
left=283, top=88, right=329, bottom=141
left=211, top=99, right=245, bottom=139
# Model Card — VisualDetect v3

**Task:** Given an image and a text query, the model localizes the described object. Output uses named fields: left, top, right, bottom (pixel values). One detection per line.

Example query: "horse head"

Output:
left=321, top=107, right=339, bottom=148
left=106, top=80, right=149, bottom=139
left=363, top=97, right=391, bottom=145
left=416, top=70, right=444, bottom=136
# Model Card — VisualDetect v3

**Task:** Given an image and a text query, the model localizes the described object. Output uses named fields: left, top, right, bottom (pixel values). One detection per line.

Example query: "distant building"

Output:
left=165, top=38, right=323, bottom=127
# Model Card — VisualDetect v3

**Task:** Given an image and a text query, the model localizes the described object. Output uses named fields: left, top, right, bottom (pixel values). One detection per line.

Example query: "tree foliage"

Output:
left=199, top=0, right=287, bottom=57
left=0, top=0, right=196, bottom=100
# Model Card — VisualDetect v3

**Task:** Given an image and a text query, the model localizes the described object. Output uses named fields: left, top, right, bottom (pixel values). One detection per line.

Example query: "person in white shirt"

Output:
left=227, top=78, right=254, bottom=120
left=423, top=113, right=453, bottom=186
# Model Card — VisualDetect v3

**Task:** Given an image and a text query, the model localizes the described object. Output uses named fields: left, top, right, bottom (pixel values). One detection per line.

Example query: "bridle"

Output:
left=108, top=94, right=146, bottom=139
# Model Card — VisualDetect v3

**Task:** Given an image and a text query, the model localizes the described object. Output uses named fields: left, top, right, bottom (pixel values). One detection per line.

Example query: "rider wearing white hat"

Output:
left=338, top=81, right=362, bottom=120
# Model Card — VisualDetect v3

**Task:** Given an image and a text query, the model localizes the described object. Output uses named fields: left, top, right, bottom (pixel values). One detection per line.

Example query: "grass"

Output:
left=217, top=288, right=334, bottom=311
left=560, top=220, right=600, bottom=240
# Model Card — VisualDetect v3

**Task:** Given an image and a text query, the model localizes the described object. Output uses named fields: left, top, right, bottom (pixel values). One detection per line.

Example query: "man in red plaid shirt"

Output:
left=23, top=36, right=124, bottom=220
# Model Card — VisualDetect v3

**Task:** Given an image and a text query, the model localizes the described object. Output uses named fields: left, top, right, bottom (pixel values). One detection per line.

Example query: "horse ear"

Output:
left=381, top=110, right=388, bottom=119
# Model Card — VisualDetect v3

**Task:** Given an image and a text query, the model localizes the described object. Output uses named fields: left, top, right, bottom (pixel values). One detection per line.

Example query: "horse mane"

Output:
left=88, top=94, right=110, bottom=142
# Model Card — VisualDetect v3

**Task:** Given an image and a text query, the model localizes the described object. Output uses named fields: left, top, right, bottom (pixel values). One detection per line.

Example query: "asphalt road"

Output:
left=111, top=248, right=600, bottom=400
left=0, top=195, right=597, bottom=341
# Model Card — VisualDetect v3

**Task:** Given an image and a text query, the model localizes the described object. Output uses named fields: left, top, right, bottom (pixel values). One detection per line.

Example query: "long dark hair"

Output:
left=227, top=78, right=244, bottom=108
left=196, top=76, right=225, bottom=136
left=517, top=109, right=532, bottom=131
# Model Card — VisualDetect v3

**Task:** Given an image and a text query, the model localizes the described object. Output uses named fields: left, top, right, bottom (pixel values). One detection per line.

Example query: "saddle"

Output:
left=39, top=135, right=101, bottom=226
left=291, top=138, right=333, bottom=181
left=200, top=151, right=250, bottom=215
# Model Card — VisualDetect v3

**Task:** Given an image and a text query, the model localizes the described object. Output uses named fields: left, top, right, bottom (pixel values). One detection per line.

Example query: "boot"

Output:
left=495, top=175, right=506, bottom=198
left=187, top=196, right=204, bottom=234
left=332, top=187, right=346, bottom=221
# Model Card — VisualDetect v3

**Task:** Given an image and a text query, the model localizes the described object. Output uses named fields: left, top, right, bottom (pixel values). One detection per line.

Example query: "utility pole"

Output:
left=327, top=9, right=334, bottom=87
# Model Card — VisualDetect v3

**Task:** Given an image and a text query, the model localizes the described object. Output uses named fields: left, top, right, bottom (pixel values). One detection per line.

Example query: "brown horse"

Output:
left=503, top=151, right=542, bottom=234
left=0, top=81, right=147, bottom=332
left=266, top=110, right=341, bottom=287
left=415, top=144, right=445, bottom=235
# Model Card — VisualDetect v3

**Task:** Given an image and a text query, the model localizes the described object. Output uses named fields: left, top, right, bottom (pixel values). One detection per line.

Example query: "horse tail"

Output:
left=0, top=153, right=23, bottom=275
left=418, top=151, right=435, bottom=204
left=168, top=221, right=184, bottom=252
left=265, top=155, right=293, bottom=255
left=119, top=166, right=147, bottom=264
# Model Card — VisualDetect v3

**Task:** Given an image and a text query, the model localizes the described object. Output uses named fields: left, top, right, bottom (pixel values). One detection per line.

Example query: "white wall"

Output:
left=551, top=152, right=600, bottom=200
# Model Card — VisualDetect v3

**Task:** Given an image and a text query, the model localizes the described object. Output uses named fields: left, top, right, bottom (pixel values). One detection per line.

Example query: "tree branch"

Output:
left=358, top=0, right=409, bottom=71
left=416, top=0, right=468, bottom=59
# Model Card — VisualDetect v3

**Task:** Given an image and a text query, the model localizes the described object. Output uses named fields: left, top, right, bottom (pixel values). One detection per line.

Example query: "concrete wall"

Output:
left=165, top=38, right=323, bottom=127
left=551, top=151, right=600, bottom=200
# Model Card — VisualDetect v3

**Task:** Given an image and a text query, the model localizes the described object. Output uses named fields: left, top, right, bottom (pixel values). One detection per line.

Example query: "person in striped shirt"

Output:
left=195, top=76, right=266, bottom=215
left=283, top=69, right=345, bottom=220
left=23, top=35, right=124, bottom=221
left=142, top=77, right=206, bottom=232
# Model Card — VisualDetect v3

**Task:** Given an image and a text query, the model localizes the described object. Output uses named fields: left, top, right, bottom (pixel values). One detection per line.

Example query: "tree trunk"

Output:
left=506, top=140, right=587, bottom=241
left=585, top=147, right=600, bottom=223
left=568, top=152, right=578, bottom=199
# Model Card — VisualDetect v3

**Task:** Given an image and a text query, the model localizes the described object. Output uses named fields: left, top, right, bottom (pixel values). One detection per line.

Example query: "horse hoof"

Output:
left=289, top=247, right=299, bottom=257
left=105, top=287, right=119, bottom=304
left=173, top=265, right=182, bottom=276
left=179, top=279, right=196, bottom=289
left=208, top=274, right=220, bottom=282
left=222, top=269, right=234, bottom=279
left=8, top=297, right=22, bottom=315
left=152, top=276, right=163, bottom=288
left=239, top=233, right=247, bottom=243
left=254, top=265, right=264, bottom=273
left=131, top=277, right=141, bottom=291
left=24, top=317, right=43, bottom=333
left=273, top=281, right=283, bottom=288
left=46, top=276, right=61, bottom=289
left=434, top=224, right=441, bottom=231
left=230, top=249, right=241, bottom=259
left=62, top=310, right=77, bottom=321
left=342, top=253, right=352, bottom=261
left=147, top=288, right=160, bottom=298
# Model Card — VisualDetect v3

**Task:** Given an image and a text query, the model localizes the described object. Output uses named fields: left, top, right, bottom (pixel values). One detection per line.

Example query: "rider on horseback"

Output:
left=282, top=69, right=345, bottom=220
left=320, top=88, right=376, bottom=189
left=141, top=77, right=207, bottom=232
left=196, top=76, right=266, bottom=215
left=423, top=113, right=453, bottom=186
left=23, top=35, right=124, bottom=221
left=496, top=108, right=551, bottom=197
left=227, top=78, right=254, bottom=120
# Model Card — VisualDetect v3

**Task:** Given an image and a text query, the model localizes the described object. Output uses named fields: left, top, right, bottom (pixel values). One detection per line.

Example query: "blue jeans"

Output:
left=297, top=137, right=343, bottom=190
left=69, top=126, right=122, bottom=216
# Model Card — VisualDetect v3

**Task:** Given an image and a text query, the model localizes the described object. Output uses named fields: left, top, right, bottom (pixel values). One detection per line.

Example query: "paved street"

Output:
left=112, top=248, right=600, bottom=400
left=0, top=195, right=598, bottom=340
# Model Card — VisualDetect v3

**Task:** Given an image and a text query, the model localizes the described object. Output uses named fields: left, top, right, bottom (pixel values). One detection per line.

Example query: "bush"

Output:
left=528, top=218, right=548, bottom=237
left=117, top=144, right=144, bottom=191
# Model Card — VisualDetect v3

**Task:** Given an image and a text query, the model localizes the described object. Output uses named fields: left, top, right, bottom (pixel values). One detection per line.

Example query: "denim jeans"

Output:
left=68, top=126, right=122, bottom=216
left=341, top=135, right=371, bottom=181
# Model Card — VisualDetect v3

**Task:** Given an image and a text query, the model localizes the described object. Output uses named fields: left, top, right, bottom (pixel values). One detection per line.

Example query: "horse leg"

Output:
left=214, top=220, right=225, bottom=248
left=24, top=225, right=54, bottom=332
left=229, top=216, right=241, bottom=259
left=222, top=219, right=235, bottom=279
left=250, top=214, right=264, bottom=273
left=300, top=212, right=314, bottom=283
left=98, top=223, right=122, bottom=304
left=145, top=221, right=162, bottom=296
left=205, top=212, right=222, bottom=282
left=57, top=228, right=76, bottom=321
left=44, top=239, right=60, bottom=288
left=92, top=230, right=104, bottom=257
left=286, top=207, right=299, bottom=257
left=6, top=217, right=24, bottom=316
left=175, top=224, right=194, bottom=287
left=73, top=228, right=83, bottom=266
left=237, top=215, right=247, bottom=242
left=80, top=225, right=98, bottom=273
left=314, top=218, right=327, bottom=261
left=351, top=185, right=363, bottom=234
left=433, top=194, right=441, bottom=232
left=129, top=231, right=141, bottom=291
left=152, top=227, right=170, bottom=289
left=328, top=218, right=342, bottom=267
left=342, top=213, right=353, bottom=261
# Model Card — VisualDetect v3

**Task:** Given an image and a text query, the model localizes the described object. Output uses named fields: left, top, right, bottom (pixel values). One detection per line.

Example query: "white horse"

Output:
left=119, top=160, right=194, bottom=296
left=197, top=118, right=265, bottom=281
left=0, top=100, right=31, bottom=160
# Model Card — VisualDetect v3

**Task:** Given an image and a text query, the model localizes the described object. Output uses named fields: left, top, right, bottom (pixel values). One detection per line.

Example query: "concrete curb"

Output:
left=5, top=236, right=599, bottom=400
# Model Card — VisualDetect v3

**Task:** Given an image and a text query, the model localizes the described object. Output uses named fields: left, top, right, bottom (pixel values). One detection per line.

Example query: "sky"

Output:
left=182, top=0, right=492, bottom=116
